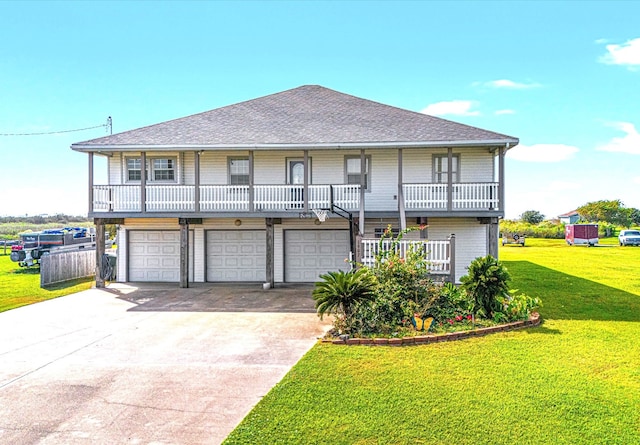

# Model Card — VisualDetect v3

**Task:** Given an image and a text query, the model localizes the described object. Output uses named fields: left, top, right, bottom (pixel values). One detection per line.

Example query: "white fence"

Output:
left=93, top=184, right=360, bottom=212
left=403, top=182, right=499, bottom=210
left=40, top=250, right=95, bottom=287
left=360, top=239, right=451, bottom=274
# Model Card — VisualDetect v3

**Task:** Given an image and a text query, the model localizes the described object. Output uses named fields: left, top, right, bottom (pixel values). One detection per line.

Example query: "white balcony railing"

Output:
left=403, top=182, right=499, bottom=211
left=92, top=184, right=360, bottom=213
left=360, top=239, right=450, bottom=274
left=92, top=183, right=498, bottom=213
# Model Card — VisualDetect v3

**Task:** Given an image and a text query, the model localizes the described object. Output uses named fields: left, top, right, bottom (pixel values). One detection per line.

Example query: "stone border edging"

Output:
left=325, top=312, right=541, bottom=346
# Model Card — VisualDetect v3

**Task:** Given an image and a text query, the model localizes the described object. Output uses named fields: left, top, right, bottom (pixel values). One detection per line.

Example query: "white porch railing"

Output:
left=200, top=185, right=249, bottom=211
left=146, top=185, right=195, bottom=211
left=403, top=182, right=499, bottom=211
left=403, top=184, right=447, bottom=210
left=93, top=185, right=141, bottom=212
left=92, top=184, right=360, bottom=212
left=452, top=183, right=499, bottom=210
left=360, top=239, right=451, bottom=274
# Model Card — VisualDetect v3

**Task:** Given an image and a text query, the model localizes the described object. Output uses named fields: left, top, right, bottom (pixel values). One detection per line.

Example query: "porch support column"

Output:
left=265, top=218, right=274, bottom=289
left=498, top=145, right=506, bottom=212
left=179, top=219, right=189, bottom=288
left=448, top=233, right=456, bottom=284
left=488, top=218, right=499, bottom=258
left=140, top=152, right=147, bottom=214
left=249, top=150, right=255, bottom=211
left=397, top=148, right=406, bottom=230
left=95, top=218, right=105, bottom=288
left=303, top=150, right=309, bottom=212
left=358, top=149, right=366, bottom=235
left=88, top=152, right=94, bottom=214
left=447, top=147, right=453, bottom=212
left=194, top=151, right=201, bottom=213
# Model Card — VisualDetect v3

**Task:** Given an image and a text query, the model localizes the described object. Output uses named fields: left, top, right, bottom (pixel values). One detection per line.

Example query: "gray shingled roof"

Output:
left=71, top=85, right=518, bottom=150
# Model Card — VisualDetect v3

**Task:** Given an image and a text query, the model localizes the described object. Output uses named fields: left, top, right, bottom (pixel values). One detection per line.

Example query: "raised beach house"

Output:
left=71, top=85, right=518, bottom=287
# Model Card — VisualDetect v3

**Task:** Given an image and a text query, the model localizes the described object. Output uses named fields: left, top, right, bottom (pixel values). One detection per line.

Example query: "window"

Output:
left=152, top=158, right=175, bottom=181
left=433, top=155, right=459, bottom=183
left=374, top=227, right=399, bottom=238
left=125, top=157, right=176, bottom=182
left=127, top=158, right=143, bottom=181
left=345, top=155, right=371, bottom=191
left=229, top=157, right=250, bottom=185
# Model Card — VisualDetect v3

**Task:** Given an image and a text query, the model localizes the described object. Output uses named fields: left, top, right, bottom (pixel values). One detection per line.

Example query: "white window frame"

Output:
left=228, top=157, right=250, bottom=185
left=345, top=155, right=371, bottom=191
left=125, top=156, right=177, bottom=183
left=433, top=154, right=459, bottom=183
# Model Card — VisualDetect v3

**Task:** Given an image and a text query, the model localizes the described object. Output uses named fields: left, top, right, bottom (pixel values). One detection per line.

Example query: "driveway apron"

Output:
left=0, top=283, right=330, bottom=444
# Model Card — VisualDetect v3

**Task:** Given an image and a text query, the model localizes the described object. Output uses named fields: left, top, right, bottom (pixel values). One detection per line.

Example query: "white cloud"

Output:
left=599, top=37, right=640, bottom=67
left=633, top=177, right=640, bottom=185
left=594, top=38, right=608, bottom=44
left=495, top=109, right=515, bottom=115
left=483, top=79, right=541, bottom=89
left=597, top=122, right=640, bottom=154
left=421, top=100, right=480, bottom=116
left=506, top=143, right=579, bottom=162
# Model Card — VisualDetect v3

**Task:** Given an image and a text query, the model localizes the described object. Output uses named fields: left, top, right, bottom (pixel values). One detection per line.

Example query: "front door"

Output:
left=288, top=160, right=305, bottom=209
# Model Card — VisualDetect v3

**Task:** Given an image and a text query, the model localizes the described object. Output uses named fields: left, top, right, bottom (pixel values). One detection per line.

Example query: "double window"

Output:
left=126, top=157, right=176, bottom=182
left=433, top=155, right=459, bottom=183
left=345, top=155, right=371, bottom=191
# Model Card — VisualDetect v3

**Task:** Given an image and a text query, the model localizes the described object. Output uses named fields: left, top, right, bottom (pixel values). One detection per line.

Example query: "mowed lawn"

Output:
left=224, top=239, right=640, bottom=445
left=0, top=253, right=93, bottom=312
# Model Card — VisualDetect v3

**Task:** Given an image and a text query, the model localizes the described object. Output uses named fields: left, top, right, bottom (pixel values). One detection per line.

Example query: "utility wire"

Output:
left=0, top=117, right=112, bottom=136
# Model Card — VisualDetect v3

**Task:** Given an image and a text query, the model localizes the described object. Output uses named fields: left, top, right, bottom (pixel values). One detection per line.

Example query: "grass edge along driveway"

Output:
left=224, top=238, right=640, bottom=445
left=0, top=254, right=93, bottom=313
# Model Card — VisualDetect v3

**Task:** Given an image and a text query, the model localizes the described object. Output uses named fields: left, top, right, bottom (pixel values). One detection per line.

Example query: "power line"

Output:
left=0, top=117, right=112, bottom=136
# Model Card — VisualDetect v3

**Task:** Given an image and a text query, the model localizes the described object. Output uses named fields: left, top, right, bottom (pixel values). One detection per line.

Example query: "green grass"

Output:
left=0, top=254, right=94, bottom=312
left=224, top=239, right=640, bottom=445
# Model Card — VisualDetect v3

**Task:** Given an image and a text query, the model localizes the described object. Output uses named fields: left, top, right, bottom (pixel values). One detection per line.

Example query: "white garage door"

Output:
left=128, top=230, right=193, bottom=282
left=206, top=230, right=266, bottom=282
left=285, top=230, right=350, bottom=282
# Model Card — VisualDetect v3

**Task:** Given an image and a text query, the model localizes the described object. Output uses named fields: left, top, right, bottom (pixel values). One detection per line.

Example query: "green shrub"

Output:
left=460, top=255, right=511, bottom=319
left=497, top=291, right=542, bottom=322
left=422, top=282, right=473, bottom=323
left=312, top=268, right=377, bottom=333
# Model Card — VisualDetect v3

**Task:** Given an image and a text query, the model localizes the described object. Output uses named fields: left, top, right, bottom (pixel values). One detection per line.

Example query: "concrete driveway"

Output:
left=0, top=283, right=331, bottom=444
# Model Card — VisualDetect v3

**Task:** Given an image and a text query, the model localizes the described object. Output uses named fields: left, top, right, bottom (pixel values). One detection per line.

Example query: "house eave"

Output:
left=71, top=139, right=519, bottom=153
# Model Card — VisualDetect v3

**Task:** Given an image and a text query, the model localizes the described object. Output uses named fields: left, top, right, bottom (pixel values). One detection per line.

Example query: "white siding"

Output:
left=402, top=147, right=494, bottom=183
left=193, top=228, right=205, bottom=282
left=459, top=148, right=494, bottom=182
left=116, top=225, right=127, bottom=282
left=428, top=218, right=488, bottom=283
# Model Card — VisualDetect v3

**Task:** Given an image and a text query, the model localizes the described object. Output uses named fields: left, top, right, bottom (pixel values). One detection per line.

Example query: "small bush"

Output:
left=460, top=255, right=511, bottom=319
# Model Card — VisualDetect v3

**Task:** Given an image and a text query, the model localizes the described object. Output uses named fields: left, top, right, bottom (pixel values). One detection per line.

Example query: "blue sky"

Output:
left=1, top=1, right=639, bottom=220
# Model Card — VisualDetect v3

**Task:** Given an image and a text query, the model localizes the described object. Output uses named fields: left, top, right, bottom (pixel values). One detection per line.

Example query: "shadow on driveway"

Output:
left=103, top=282, right=317, bottom=313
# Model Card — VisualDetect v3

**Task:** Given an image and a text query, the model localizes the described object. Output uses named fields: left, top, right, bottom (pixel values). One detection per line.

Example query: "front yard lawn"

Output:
left=0, top=254, right=93, bottom=313
left=224, top=238, right=640, bottom=445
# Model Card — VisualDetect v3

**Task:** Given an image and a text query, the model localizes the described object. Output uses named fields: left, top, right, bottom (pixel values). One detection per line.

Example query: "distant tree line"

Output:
left=0, top=214, right=90, bottom=225
left=502, top=199, right=640, bottom=239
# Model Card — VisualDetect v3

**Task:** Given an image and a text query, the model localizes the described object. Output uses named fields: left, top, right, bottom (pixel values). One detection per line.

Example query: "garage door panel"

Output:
left=207, top=230, right=266, bottom=282
left=285, top=230, right=349, bottom=283
left=128, top=230, right=192, bottom=283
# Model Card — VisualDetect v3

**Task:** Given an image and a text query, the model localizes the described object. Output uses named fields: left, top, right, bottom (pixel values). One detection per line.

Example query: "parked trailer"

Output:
left=10, top=227, right=96, bottom=267
left=565, top=224, right=598, bottom=246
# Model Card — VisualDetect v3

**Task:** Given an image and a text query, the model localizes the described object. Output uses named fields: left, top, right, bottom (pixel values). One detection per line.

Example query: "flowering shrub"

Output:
left=315, top=226, right=541, bottom=338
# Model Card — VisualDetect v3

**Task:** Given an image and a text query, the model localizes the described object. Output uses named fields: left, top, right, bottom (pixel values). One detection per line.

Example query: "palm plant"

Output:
left=312, top=268, right=377, bottom=327
left=460, top=255, right=511, bottom=319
